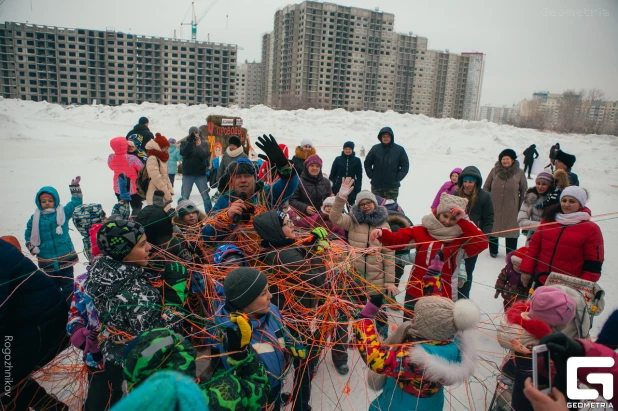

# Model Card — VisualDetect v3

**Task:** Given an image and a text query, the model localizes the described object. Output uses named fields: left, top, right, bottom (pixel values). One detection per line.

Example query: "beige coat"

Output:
left=483, top=161, right=527, bottom=238
left=330, top=195, right=395, bottom=295
left=145, top=140, right=173, bottom=210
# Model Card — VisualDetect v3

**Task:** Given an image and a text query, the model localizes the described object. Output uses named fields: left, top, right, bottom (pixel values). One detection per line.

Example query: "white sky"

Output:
left=2, top=0, right=617, bottom=106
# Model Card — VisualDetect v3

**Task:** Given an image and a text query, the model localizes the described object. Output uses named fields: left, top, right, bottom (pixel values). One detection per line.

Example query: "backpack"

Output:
left=136, top=157, right=160, bottom=199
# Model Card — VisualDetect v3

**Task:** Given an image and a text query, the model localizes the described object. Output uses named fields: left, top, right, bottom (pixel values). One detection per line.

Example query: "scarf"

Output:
left=226, top=145, right=245, bottom=158
left=421, top=213, right=463, bottom=241
left=555, top=211, right=591, bottom=226
left=147, top=149, right=169, bottom=163
left=30, top=206, right=66, bottom=253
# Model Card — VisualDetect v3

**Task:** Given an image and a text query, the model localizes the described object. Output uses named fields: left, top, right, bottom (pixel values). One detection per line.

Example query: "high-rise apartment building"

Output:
left=235, top=61, right=263, bottom=108
left=0, top=21, right=237, bottom=106
left=262, top=1, right=484, bottom=120
left=479, top=105, right=515, bottom=124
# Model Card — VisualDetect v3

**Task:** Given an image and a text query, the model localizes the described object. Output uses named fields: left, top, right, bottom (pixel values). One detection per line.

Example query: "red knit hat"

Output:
left=510, top=246, right=528, bottom=265
left=154, top=133, right=170, bottom=149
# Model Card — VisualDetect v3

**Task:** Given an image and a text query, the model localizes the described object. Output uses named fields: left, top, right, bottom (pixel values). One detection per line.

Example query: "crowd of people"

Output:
left=1, top=117, right=613, bottom=411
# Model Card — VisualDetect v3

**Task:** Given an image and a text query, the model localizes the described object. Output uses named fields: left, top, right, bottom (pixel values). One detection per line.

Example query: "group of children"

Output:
left=3, top=128, right=613, bottom=411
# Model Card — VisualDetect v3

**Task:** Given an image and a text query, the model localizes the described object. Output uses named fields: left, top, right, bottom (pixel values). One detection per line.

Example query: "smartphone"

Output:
left=532, top=344, right=552, bottom=394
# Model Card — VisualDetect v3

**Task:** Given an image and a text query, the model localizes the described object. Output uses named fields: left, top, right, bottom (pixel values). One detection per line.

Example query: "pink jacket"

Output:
left=430, top=168, right=462, bottom=210
left=575, top=339, right=618, bottom=407
left=107, top=137, right=143, bottom=195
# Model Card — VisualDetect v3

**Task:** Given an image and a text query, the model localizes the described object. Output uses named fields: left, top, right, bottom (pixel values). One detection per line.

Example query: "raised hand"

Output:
left=369, top=228, right=383, bottom=243
left=255, top=134, right=288, bottom=168
left=338, top=177, right=354, bottom=198
left=71, top=176, right=81, bottom=186
left=450, top=206, right=465, bottom=221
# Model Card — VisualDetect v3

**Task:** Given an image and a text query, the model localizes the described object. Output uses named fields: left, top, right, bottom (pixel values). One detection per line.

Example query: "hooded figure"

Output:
left=144, top=135, right=173, bottom=208
left=126, top=117, right=155, bottom=163
left=430, top=168, right=463, bottom=210
left=329, top=141, right=363, bottom=205
left=108, top=137, right=143, bottom=196
left=364, top=127, right=410, bottom=201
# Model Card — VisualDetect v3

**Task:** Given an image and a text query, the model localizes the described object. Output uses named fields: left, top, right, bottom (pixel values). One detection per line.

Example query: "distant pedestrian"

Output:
left=329, top=141, right=363, bottom=205
left=522, top=144, right=539, bottom=179
left=180, top=126, right=212, bottom=211
left=166, top=138, right=182, bottom=188
left=364, top=127, right=409, bottom=202
left=126, top=117, right=155, bottom=163
left=291, top=138, right=316, bottom=176
left=546, top=142, right=560, bottom=170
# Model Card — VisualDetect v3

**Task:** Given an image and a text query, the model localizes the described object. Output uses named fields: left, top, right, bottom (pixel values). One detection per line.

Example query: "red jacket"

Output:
left=107, top=137, right=143, bottom=195
left=520, top=208, right=604, bottom=283
left=379, top=218, right=488, bottom=299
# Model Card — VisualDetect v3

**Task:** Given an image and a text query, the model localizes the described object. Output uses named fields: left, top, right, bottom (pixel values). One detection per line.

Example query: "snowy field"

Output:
left=1, top=98, right=617, bottom=410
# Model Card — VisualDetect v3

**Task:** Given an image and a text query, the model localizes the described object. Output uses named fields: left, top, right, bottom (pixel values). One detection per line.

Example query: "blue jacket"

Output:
left=25, top=186, right=82, bottom=271
left=201, top=173, right=299, bottom=241
left=167, top=144, right=183, bottom=174
left=215, top=303, right=289, bottom=388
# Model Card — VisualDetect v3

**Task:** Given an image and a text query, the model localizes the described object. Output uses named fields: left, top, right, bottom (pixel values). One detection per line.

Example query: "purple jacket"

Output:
left=430, top=168, right=463, bottom=210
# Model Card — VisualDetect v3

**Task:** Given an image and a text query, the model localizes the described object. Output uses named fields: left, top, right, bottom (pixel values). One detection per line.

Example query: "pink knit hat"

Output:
left=304, top=154, right=322, bottom=168
left=529, top=287, right=576, bottom=326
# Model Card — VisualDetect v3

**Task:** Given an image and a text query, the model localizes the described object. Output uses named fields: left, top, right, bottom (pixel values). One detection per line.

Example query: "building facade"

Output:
left=479, top=105, right=515, bottom=124
left=0, top=21, right=237, bottom=106
left=235, top=61, right=263, bottom=108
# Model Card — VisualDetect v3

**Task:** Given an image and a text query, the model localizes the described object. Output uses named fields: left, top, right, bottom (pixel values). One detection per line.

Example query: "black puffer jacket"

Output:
left=364, top=127, right=409, bottom=189
left=126, top=123, right=155, bottom=148
left=289, top=169, right=332, bottom=214
left=180, top=136, right=211, bottom=176
left=329, top=151, right=363, bottom=195
left=454, top=166, right=495, bottom=234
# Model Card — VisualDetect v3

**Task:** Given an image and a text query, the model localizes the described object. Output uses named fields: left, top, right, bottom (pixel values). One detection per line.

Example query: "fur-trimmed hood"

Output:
left=553, top=169, right=570, bottom=190
left=351, top=204, right=389, bottom=226
left=172, top=210, right=207, bottom=226
left=494, top=160, right=522, bottom=180
left=294, top=146, right=316, bottom=161
left=387, top=211, right=413, bottom=229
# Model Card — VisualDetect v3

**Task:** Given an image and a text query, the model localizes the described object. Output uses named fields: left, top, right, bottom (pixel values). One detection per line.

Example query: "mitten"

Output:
left=222, top=312, right=252, bottom=360
left=84, top=329, right=102, bottom=362
left=111, top=202, right=130, bottom=221
left=118, top=173, right=132, bottom=201
left=153, top=190, right=172, bottom=209
left=360, top=295, right=384, bottom=319
left=288, top=342, right=308, bottom=360
left=69, top=324, right=89, bottom=350
left=162, top=262, right=189, bottom=306
left=311, top=227, right=328, bottom=240
left=70, top=176, right=82, bottom=198
left=422, top=251, right=444, bottom=296
left=26, top=241, right=40, bottom=255
left=520, top=273, right=532, bottom=288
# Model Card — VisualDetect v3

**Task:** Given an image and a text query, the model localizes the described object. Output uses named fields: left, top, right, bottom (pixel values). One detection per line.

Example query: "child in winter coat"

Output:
left=145, top=133, right=174, bottom=209
left=25, top=176, right=83, bottom=303
left=493, top=247, right=530, bottom=309
left=371, top=192, right=488, bottom=317
left=497, top=286, right=578, bottom=411
left=517, top=172, right=555, bottom=245
left=108, top=136, right=143, bottom=216
left=354, top=295, right=479, bottom=411
left=533, top=169, right=569, bottom=210
left=430, top=168, right=462, bottom=210
left=166, top=138, right=182, bottom=187
left=291, top=196, right=346, bottom=239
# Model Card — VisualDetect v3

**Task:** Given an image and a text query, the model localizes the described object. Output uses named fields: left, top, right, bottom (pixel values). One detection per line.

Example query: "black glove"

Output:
left=161, top=262, right=189, bottom=306
left=255, top=134, right=288, bottom=169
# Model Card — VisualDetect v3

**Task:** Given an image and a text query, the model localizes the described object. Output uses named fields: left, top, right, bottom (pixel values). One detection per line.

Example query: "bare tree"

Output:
left=555, top=90, right=582, bottom=133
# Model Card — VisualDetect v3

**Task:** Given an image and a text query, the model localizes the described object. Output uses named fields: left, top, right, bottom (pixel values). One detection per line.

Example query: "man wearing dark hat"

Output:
left=180, top=125, right=212, bottom=211
left=364, top=127, right=409, bottom=202
left=554, top=149, right=579, bottom=186
left=126, top=116, right=155, bottom=149
left=329, top=141, right=363, bottom=205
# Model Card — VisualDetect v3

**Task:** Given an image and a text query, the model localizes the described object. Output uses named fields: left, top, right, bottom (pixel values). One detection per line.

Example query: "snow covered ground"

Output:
left=1, top=98, right=617, bottom=410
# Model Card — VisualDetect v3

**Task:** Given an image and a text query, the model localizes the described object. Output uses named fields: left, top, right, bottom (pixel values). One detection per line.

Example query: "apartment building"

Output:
left=479, top=105, right=515, bottom=124
left=262, top=1, right=485, bottom=120
left=0, top=21, right=237, bottom=106
left=235, top=61, right=263, bottom=108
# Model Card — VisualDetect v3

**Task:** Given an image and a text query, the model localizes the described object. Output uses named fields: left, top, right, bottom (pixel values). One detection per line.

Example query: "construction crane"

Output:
left=181, top=0, right=219, bottom=42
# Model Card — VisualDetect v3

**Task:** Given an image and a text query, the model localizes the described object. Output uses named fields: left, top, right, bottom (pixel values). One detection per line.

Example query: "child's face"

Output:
left=438, top=211, right=458, bottom=227
left=122, top=235, right=152, bottom=267
left=128, top=142, right=136, bottom=152
left=39, top=194, right=55, bottom=209
left=358, top=200, right=375, bottom=214
left=322, top=204, right=332, bottom=214
left=512, top=259, right=522, bottom=273
left=462, top=180, right=476, bottom=194
left=282, top=217, right=296, bottom=239
left=450, top=173, right=459, bottom=184
left=243, top=284, right=272, bottom=318
left=182, top=211, right=199, bottom=226
left=535, top=181, right=550, bottom=194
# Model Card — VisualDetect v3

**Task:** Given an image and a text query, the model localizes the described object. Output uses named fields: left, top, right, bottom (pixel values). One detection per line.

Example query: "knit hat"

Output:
left=499, top=149, right=517, bottom=162
left=355, top=190, right=378, bottom=207
left=224, top=268, right=268, bottom=310
left=304, top=154, right=322, bottom=168
left=176, top=197, right=199, bottom=217
left=228, top=158, right=257, bottom=177
left=123, top=328, right=196, bottom=390
left=555, top=150, right=576, bottom=169
left=188, top=126, right=199, bottom=135
left=535, top=172, right=554, bottom=185
left=343, top=141, right=355, bottom=150
left=321, top=196, right=335, bottom=213
left=213, top=244, right=247, bottom=266
left=154, top=133, right=170, bottom=150
left=139, top=117, right=149, bottom=125
left=462, top=176, right=477, bottom=183
left=510, top=246, right=528, bottom=267
left=1, top=235, right=21, bottom=251
left=436, top=192, right=468, bottom=215
left=229, top=135, right=241, bottom=147
left=135, top=205, right=174, bottom=246
left=168, top=138, right=177, bottom=145
left=529, top=287, right=576, bottom=327
left=300, top=138, right=313, bottom=147
left=97, top=220, right=145, bottom=261
left=560, top=186, right=587, bottom=207
left=412, top=297, right=480, bottom=341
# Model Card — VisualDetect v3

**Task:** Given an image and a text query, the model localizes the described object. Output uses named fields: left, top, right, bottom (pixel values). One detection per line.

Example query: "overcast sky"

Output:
left=2, top=0, right=617, bottom=106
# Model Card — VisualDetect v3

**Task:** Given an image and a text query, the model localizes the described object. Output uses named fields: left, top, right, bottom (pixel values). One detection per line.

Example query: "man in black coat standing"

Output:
left=364, top=127, right=409, bottom=202
left=180, top=126, right=212, bottom=212
left=522, top=144, right=539, bottom=179
left=126, top=116, right=155, bottom=148
left=329, top=141, right=363, bottom=205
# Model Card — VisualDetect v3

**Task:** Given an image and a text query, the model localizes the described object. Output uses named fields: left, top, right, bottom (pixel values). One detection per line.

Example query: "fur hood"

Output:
left=494, top=160, right=522, bottom=180
left=387, top=212, right=412, bottom=229
left=351, top=204, right=389, bottom=226
left=554, top=169, right=570, bottom=190
left=294, top=146, right=316, bottom=161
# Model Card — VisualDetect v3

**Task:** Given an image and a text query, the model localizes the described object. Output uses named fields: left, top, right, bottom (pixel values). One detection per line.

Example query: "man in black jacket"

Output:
left=126, top=116, right=155, bottom=148
left=180, top=126, right=211, bottom=212
left=329, top=141, right=363, bottom=205
left=364, top=127, right=409, bottom=202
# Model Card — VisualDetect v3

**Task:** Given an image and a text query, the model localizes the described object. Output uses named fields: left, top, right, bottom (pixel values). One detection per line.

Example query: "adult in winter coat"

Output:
left=329, top=141, right=363, bottom=205
left=216, top=135, right=248, bottom=186
left=547, top=142, right=560, bottom=169
left=483, top=149, right=527, bottom=257
left=522, top=144, right=539, bottom=179
left=0, top=237, right=70, bottom=411
left=517, top=171, right=554, bottom=245
left=430, top=168, right=462, bottom=210
left=126, top=117, right=155, bottom=161
left=453, top=166, right=494, bottom=299
left=291, top=138, right=317, bottom=176
left=145, top=134, right=173, bottom=210
left=364, top=127, right=409, bottom=202
left=520, top=186, right=604, bottom=285
left=180, top=126, right=212, bottom=210
left=166, top=138, right=182, bottom=187
left=329, top=178, right=396, bottom=375
left=554, top=149, right=579, bottom=186
left=290, top=154, right=332, bottom=216
left=108, top=136, right=143, bottom=214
